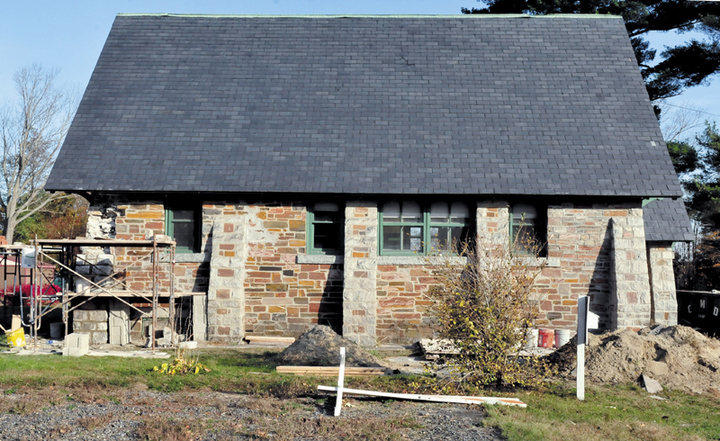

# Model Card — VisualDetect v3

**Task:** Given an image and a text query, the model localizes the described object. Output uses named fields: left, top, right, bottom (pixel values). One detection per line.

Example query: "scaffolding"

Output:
left=2, top=237, right=178, bottom=352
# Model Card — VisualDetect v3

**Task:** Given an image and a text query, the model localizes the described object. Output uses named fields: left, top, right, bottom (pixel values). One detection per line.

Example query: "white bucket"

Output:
left=525, top=328, right=538, bottom=349
left=555, top=329, right=571, bottom=348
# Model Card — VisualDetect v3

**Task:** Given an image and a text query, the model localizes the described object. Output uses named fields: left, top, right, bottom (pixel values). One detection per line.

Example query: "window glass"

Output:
left=166, top=207, right=198, bottom=253
left=511, top=204, right=546, bottom=256
left=450, top=202, right=470, bottom=223
left=381, top=201, right=471, bottom=255
left=308, top=202, right=343, bottom=255
left=430, top=202, right=449, bottom=222
left=402, top=201, right=422, bottom=222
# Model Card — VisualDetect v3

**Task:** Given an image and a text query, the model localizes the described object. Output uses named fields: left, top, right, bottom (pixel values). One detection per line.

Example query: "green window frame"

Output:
left=307, top=202, right=343, bottom=255
left=510, top=204, right=547, bottom=257
left=165, top=207, right=199, bottom=254
left=379, top=201, right=471, bottom=256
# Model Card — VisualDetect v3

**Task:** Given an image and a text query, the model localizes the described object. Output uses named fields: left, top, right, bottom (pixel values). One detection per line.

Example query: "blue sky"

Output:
left=2, top=0, right=718, bottom=140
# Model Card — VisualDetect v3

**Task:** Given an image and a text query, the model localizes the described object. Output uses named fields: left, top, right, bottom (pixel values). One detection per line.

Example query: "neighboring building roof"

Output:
left=643, top=198, right=694, bottom=242
left=46, top=14, right=681, bottom=197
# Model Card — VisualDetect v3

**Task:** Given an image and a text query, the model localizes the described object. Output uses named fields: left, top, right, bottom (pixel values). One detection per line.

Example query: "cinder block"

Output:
left=63, top=333, right=90, bottom=357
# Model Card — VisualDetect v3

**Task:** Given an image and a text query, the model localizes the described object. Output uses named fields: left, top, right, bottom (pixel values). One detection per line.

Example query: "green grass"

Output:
left=1, top=349, right=719, bottom=441
left=484, top=383, right=720, bottom=441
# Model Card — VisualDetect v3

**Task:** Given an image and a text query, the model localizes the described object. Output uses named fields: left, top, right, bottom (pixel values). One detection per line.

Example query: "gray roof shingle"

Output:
left=643, top=198, right=694, bottom=242
left=46, top=14, right=682, bottom=197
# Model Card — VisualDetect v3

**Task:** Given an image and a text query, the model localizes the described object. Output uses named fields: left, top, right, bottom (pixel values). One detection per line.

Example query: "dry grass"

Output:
left=137, top=418, right=203, bottom=441
left=77, top=413, right=115, bottom=431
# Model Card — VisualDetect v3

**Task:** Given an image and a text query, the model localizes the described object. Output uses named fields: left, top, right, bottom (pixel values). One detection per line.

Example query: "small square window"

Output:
left=308, top=203, right=343, bottom=255
left=166, top=206, right=200, bottom=253
left=510, top=204, right=547, bottom=256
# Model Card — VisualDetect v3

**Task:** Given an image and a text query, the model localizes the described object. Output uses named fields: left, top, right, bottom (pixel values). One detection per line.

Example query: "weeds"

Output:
left=153, top=348, right=210, bottom=376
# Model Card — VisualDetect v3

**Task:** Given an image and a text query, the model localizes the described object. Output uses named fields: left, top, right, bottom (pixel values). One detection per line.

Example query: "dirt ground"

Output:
left=549, top=325, right=720, bottom=395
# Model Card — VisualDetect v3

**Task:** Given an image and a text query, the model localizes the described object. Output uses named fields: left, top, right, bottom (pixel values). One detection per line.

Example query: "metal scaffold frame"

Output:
left=14, top=237, right=177, bottom=352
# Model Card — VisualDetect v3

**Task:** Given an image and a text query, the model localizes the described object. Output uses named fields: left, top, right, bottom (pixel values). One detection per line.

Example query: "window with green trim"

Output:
left=379, top=201, right=471, bottom=255
left=510, top=204, right=547, bottom=256
left=307, top=203, right=343, bottom=255
left=165, top=207, right=200, bottom=253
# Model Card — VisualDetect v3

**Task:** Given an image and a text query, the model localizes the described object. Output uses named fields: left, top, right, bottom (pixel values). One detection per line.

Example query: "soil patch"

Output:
left=274, top=325, right=386, bottom=367
left=549, top=325, right=720, bottom=394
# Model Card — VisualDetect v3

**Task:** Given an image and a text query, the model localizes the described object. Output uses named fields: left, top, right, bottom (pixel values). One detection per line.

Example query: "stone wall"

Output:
left=82, top=197, right=662, bottom=346
left=647, top=242, right=678, bottom=325
left=203, top=203, right=343, bottom=340
left=376, top=261, right=435, bottom=344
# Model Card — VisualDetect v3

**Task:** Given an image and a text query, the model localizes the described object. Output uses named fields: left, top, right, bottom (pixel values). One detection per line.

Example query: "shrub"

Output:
left=427, top=235, right=552, bottom=389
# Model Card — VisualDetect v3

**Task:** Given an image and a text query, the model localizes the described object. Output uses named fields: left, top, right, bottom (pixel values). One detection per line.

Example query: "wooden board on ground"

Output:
left=318, top=385, right=527, bottom=407
left=245, top=336, right=295, bottom=345
left=419, top=338, right=460, bottom=360
left=276, top=366, right=389, bottom=376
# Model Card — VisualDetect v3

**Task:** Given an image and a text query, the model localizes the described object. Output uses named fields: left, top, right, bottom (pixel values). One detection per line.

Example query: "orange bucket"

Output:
left=538, top=329, right=555, bottom=348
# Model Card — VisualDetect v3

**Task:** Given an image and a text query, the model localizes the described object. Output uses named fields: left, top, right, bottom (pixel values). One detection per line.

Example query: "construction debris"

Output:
left=274, top=325, right=385, bottom=367
left=641, top=374, right=663, bottom=394
left=419, top=338, right=460, bottom=360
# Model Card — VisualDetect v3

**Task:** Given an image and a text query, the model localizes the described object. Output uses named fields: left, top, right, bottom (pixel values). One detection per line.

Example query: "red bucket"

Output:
left=538, top=329, right=555, bottom=348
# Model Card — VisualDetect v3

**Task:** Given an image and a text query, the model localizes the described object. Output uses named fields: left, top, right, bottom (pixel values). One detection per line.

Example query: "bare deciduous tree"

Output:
left=1, top=64, right=75, bottom=243
left=659, top=102, right=707, bottom=142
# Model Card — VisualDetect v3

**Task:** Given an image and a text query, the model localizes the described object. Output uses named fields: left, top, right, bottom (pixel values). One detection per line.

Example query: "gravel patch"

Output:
left=0, top=389, right=504, bottom=440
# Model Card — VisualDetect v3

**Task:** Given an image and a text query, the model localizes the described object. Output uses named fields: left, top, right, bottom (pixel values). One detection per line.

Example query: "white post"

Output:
left=577, top=296, right=589, bottom=400
left=334, top=347, right=346, bottom=417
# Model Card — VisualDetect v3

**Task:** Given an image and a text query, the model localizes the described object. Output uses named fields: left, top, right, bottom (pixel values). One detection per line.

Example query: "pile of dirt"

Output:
left=549, top=325, right=720, bottom=394
left=274, top=325, right=385, bottom=367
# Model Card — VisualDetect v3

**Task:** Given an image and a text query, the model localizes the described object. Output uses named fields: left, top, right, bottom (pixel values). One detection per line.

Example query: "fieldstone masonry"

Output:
left=343, top=202, right=378, bottom=347
left=647, top=243, right=678, bottom=325
left=207, top=216, right=246, bottom=341
left=76, top=198, right=675, bottom=346
left=609, top=210, right=652, bottom=329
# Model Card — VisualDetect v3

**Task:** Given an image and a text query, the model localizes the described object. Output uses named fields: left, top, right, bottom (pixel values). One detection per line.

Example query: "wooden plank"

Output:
left=245, top=336, right=295, bottom=344
left=317, top=386, right=527, bottom=407
left=276, top=366, right=388, bottom=376
left=334, top=347, right=346, bottom=417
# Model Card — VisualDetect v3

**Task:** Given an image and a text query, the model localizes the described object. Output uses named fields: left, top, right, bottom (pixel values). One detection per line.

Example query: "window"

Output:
left=165, top=207, right=200, bottom=253
left=307, top=202, right=343, bottom=255
left=510, top=204, right=547, bottom=256
left=379, top=201, right=471, bottom=255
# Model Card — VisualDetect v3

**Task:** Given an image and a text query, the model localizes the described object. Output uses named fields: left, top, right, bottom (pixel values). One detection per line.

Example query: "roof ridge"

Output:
left=115, top=13, right=620, bottom=19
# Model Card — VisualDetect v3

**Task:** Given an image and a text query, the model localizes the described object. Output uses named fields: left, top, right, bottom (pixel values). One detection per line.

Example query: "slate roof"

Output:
left=643, top=198, right=694, bottom=242
left=46, top=14, right=682, bottom=197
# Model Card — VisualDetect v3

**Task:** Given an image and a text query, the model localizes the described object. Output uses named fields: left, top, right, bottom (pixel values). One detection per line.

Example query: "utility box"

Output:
left=677, top=291, right=720, bottom=336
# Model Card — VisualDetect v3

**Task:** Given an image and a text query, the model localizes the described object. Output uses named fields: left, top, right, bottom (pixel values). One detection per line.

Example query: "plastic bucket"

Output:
left=525, top=328, right=538, bottom=349
left=6, top=328, right=25, bottom=347
left=538, top=329, right=555, bottom=348
left=555, top=329, right=571, bottom=348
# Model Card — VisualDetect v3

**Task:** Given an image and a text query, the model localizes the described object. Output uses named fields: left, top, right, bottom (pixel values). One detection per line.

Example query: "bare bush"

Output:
left=427, top=236, right=552, bottom=389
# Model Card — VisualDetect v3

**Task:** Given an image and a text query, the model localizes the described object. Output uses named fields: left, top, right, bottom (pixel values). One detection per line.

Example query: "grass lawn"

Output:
left=1, top=348, right=718, bottom=441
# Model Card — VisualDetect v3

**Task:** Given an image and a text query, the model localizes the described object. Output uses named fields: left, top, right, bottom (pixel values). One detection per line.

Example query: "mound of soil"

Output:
left=549, top=325, right=720, bottom=394
left=274, top=325, right=385, bottom=367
